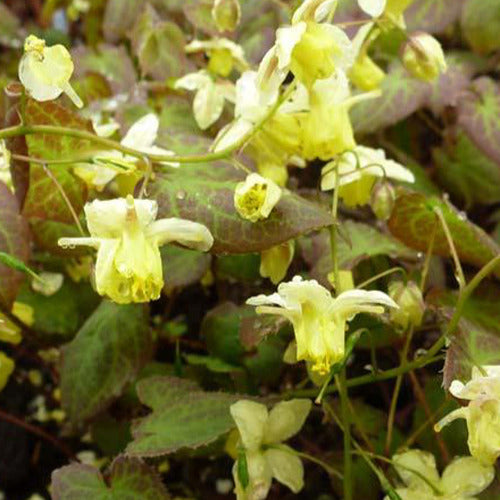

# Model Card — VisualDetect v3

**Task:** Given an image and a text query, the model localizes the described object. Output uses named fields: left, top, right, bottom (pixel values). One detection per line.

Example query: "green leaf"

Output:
left=215, top=254, right=261, bottom=282
left=126, top=376, right=239, bottom=456
left=350, top=63, right=429, bottom=135
left=51, top=456, right=170, bottom=500
left=0, top=182, right=30, bottom=309
left=150, top=163, right=333, bottom=254
left=388, top=189, right=500, bottom=276
left=22, top=99, right=90, bottom=223
left=433, top=132, right=500, bottom=206
left=131, top=5, right=194, bottom=80
left=458, top=77, right=500, bottom=167
left=184, top=354, right=242, bottom=373
left=406, top=0, right=463, bottom=34
left=461, top=0, right=500, bottom=54
left=60, top=301, right=153, bottom=426
left=161, top=246, right=211, bottom=293
left=30, top=219, right=84, bottom=255
left=182, top=0, right=219, bottom=36
left=300, top=221, right=417, bottom=287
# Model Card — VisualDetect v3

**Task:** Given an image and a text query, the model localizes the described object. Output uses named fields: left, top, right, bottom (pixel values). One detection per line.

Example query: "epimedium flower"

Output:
left=58, top=196, right=214, bottom=304
left=401, top=32, right=447, bottom=82
left=260, top=241, right=295, bottom=285
left=19, top=34, right=83, bottom=108
left=274, top=0, right=354, bottom=88
left=247, top=276, right=397, bottom=374
left=175, top=70, right=235, bottom=130
left=73, top=113, right=178, bottom=191
left=321, top=145, right=415, bottom=207
left=234, top=173, right=282, bottom=223
left=435, top=365, right=500, bottom=465
left=386, top=449, right=494, bottom=500
left=230, top=399, right=311, bottom=500
left=358, top=0, right=415, bottom=25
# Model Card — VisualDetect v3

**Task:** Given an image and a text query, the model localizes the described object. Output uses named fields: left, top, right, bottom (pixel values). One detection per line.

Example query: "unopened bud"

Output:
left=401, top=32, right=447, bottom=82
left=389, top=280, right=425, bottom=330
left=370, top=181, right=395, bottom=220
left=212, top=0, right=241, bottom=32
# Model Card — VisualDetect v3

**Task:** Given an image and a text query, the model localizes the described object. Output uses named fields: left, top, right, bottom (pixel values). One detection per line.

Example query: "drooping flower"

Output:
left=73, top=114, right=178, bottom=191
left=435, top=366, right=500, bottom=465
left=388, top=280, right=425, bottom=331
left=19, top=34, right=83, bottom=108
left=260, top=241, right=295, bottom=284
left=275, top=0, right=354, bottom=88
left=230, top=399, right=311, bottom=500
left=58, top=196, right=214, bottom=304
left=175, top=70, right=235, bottom=130
left=321, top=145, right=415, bottom=207
left=234, top=173, right=282, bottom=223
left=247, top=276, right=396, bottom=374
left=385, top=449, right=494, bottom=500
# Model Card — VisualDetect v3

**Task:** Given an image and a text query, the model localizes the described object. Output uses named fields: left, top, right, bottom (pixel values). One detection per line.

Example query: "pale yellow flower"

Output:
left=321, top=145, right=414, bottom=206
left=0, top=352, right=14, bottom=392
left=234, top=173, right=282, bottom=223
left=388, top=280, right=425, bottom=331
left=386, top=449, right=494, bottom=500
left=58, top=197, right=214, bottom=304
left=402, top=32, right=447, bottom=82
left=247, top=276, right=396, bottom=374
left=32, top=272, right=64, bottom=297
left=230, top=399, right=311, bottom=500
left=260, top=241, right=295, bottom=284
left=19, top=35, right=82, bottom=108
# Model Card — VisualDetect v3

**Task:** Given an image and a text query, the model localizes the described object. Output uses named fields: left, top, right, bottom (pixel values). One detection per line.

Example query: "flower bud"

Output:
left=349, top=54, right=386, bottom=91
left=401, top=32, right=447, bottom=82
left=212, top=0, right=241, bottom=32
left=389, top=280, right=425, bottom=330
left=370, top=181, right=395, bottom=220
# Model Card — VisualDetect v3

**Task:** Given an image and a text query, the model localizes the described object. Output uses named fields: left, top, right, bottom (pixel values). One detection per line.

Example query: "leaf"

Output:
left=388, top=189, right=500, bottom=276
left=433, top=132, right=500, bottom=206
left=299, top=221, right=417, bottom=287
left=22, top=99, right=91, bottom=223
left=182, top=0, right=219, bottom=36
left=429, top=285, right=500, bottom=389
left=131, top=5, right=194, bottom=80
left=103, top=0, right=145, bottom=43
left=350, top=63, right=429, bottom=135
left=150, top=163, right=333, bottom=254
left=184, top=354, right=242, bottom=373
left=126, top=376, right=239, bottom=456
left=0, top=182, right=30, bottom=309
left=215, top=254, right=261, bottom=282
left=457, top=77, right=500, bottom=167
left=461, top=0, right=500, bottom=54
left=51, top=456, right=170, bottom=500
left=406, top=0, right=465, bottom=34
left=161, top=246, right=211, bottom=293
left=0, top=4, right=23, bottom=48
left=30, top=219, right=84, bottom=255
left=60, top=301, right=153, bottom=426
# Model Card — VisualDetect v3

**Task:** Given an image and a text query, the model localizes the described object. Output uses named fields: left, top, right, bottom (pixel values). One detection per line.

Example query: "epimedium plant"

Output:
left=1, top=0, right=500, bottom=498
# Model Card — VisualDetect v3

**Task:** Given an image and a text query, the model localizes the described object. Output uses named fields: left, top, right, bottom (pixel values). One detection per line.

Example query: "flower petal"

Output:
left=193, top=80, right=225, bottom=130
left=441, top=456, right=494, bottom=496
left=265, top=448, right=304, bottom=493
left=358, top=0, right=386, bottom=17
left=121, top=113, right=159, bottom=150
left=392, top=449, right=440, bottom=493
left=275, top=23, right=307, bottom=71
left=145, top=218, right=214, bottom=251
left=175, top=71, right=212, bottom=91
left=263, top=399, right=311, bottom=444
left=230, top=400, right=268, bottom=452
left=332, top=289, right=397, bottom=319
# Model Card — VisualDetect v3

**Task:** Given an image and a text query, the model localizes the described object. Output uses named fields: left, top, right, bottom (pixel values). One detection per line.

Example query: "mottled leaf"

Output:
left=434, top=132, right=500, bottom=206
left=461, top=0, right=500, bottom=53
left=161, top=246, right=211, bottom=293
left=126, top=376, right=239, bottom=456
left=388, top=189, right=500, bottom=276
left=51, top=456, right=170, bottom=500
left=61, top=301, right=153, bottom=426
left=30, top=219, right=84, bottom=255
left=458, top=77, right=500, bottom=166
left=406, top=0, right=465, bottom=34
left=150, top=163, right=333, bottom=254
left=0, top=182, right=30, bottom=309
left=351, top=63, right=429, bottom=135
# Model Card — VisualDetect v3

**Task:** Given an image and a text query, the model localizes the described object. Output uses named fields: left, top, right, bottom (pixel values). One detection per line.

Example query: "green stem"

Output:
left=276, top=446, right=343, bottom=480
left=335, top=371, right=352, bottom=500
left=329, top=164, right=341, bottom=293
left=356, top=266, right=407, bottom=290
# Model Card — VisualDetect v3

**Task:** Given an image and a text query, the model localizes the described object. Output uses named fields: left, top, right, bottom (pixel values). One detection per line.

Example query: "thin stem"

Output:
left=385, top=327, right=414, bottom=455
left=433, top=206, right=465, bottom=289
left=12, top=153, right=91, bottom=166
left=42, top=165, right=85, bottom=236
left=335, top=371, right=352, bottom=500
left=329, top=165, right=341, bottom=293
left=278, top=446, right=343, bottom=480
left=403, top=400, right=448, bottom=448
left=420, top=221, right=437, bottom=291
left=357, top=267, right=407, bottom=290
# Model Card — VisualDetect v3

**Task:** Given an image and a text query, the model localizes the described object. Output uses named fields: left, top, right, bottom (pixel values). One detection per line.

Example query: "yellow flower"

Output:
left=435, top=366, right=500, bottom=466
left=58, top=196, right=214, bottom=304
left=386, top=449, right=494, bottom=500
left=212, top=0, right=241, bottom=32
left=0, top=140, right=12, bottom=190
left=358, top=0, right=415, bottom=24
left=321, top=145, right=415, bottom=207
left=247, top=276, right=396, bottom=374
left=402, top=32, right=447, bottom=82
left=260, top=241, right=295, bottom=284
left=234, top=173, right=282, bottom=223
left=388, top=280, right=425, bottom=331
left=0, top=352, right=14, bottom=392
left=19, top=34, right=82, bottom=108
left=230, top=399, right=311, bottom=499
left=275, top=0, right=353, bottom=88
